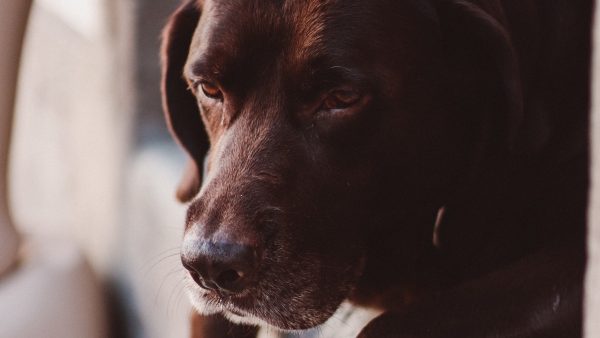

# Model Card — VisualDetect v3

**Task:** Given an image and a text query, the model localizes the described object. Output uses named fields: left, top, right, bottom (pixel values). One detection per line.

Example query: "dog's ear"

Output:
left=161, top=0, right=207, bottom=202
left=436, top=0, right=523, bottom=154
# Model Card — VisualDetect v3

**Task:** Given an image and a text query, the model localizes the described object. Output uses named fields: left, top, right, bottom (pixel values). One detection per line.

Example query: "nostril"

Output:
left=181, top=259, right=194, bottom=273
left=182, top=264, right=198, bottom=281
left=189, top=270, right=201, bottom=285
left=217, top=269, right=243, bottom=286
left=181, top=241, right=259, bottom=293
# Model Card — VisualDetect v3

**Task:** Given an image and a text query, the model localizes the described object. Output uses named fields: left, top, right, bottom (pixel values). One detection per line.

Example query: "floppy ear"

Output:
left=436, top=0, right=523, bottom=153
left=161, top=0, right=208, bottom=202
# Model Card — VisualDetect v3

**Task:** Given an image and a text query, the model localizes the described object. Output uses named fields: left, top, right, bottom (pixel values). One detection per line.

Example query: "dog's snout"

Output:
left=182, top=240, right=259, bottom=294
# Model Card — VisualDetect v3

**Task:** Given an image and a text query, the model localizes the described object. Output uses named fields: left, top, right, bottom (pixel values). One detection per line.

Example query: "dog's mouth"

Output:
left=184, top=252, right=367, bottom=331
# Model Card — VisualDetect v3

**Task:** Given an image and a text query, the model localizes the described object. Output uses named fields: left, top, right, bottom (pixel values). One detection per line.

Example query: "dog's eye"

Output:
left=322, top=89, right=361, bottom=110
left=199, top=81, right=223, bottom=100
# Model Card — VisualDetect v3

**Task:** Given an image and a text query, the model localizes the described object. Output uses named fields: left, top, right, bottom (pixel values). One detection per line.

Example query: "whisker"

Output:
left=174, top=283, right=189, bottom=314
left=140, top=246, right=181, bottom=273
left=170, top=278, right=188, bottom=318
left=167, top=278, right=185, bottom=317
left=143, top=252, right=181, bottom=277
left=155, top=267, right=185, bottom=305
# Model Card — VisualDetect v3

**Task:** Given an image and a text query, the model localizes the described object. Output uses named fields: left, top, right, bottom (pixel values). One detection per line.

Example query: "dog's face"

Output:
left=163, top=0, right=519, bottom=331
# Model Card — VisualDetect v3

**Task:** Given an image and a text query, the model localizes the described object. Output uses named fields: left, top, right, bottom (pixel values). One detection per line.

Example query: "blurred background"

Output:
left=1, top=0, right=191, bottom=337
left=1, top=1, right=600, bottom=338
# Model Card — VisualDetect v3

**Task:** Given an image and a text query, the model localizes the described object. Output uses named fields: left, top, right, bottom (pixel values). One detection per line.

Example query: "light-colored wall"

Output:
left=585, top=2, right=600, bottom=337
left=10, top=1, right=191, bottom=337
left=11, top=0, right=129, bottom=273
left=0, top=0, right=31, bottom=277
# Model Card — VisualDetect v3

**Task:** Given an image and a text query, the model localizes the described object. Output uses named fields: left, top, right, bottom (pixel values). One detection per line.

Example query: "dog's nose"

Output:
left=181, top=241, right=258, bottom=293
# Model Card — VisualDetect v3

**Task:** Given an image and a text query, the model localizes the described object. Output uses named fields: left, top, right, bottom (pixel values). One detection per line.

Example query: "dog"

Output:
left=160, top=0, right=593, bottom=336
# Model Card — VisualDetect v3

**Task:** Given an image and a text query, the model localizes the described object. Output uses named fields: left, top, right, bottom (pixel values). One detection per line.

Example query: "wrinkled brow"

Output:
left=185, top=58, right=223, bottom=80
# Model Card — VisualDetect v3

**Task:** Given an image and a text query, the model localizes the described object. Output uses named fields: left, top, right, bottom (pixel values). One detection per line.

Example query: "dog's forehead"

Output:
left=186, top=0, right=438, bottom=92
left=187, top=0, right=367, bottom=75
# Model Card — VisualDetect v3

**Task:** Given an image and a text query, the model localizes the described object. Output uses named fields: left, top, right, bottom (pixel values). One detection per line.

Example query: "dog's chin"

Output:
left=184, top=275, right=346, bottom=331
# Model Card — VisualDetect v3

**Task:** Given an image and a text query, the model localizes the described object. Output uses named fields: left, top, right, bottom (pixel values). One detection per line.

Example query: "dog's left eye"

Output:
left=322, top=89, right=362, bottom=111
left=198, top=81, right=223, bottom=100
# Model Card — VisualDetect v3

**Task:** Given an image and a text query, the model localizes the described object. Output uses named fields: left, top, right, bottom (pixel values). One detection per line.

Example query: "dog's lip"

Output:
left=194, top=278, right=355, bottom=331
left=203, top=289, right=248, bottom=303
left=203, top=287, right=256, bottom=311
left=226, top=308, right=246, bottom=317
left=188, top=252, right=368, bottom=330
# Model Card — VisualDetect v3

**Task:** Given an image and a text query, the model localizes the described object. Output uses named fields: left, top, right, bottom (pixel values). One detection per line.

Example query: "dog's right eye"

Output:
left=198, top=81, right=223, bottom=100
left=322, top=89, right=362, bottom=111
left=315, top=87, right=370, bottom=122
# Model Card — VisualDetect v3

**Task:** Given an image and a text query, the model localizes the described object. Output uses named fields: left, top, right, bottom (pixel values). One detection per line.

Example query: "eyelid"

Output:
left=200, top=82, right=222, bottom=98
left=317, top=90, right=371, bottom=119
left=188, top=75, right=209, bottom=86
left=187, top=77, right=222, bottom=98
left=186, top=76, right=203, bottom=92
left=321, top=86, right=362, bottom=105
left=329, top=87, right=360, bottom=98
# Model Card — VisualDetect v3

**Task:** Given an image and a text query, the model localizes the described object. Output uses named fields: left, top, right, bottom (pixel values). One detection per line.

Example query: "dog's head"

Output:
left=162, top=0, right=521, bottom=331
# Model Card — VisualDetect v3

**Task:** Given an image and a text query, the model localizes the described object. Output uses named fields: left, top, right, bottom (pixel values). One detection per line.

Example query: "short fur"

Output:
left=161, top=0, right=592, bottom=336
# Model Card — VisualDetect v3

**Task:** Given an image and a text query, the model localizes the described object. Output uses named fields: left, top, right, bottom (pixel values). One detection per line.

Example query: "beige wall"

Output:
left=9, top=1, right=190, bottom=337
left=0, top=0, right=31, bottom=277
left=586, top=2, right=600, bottom=337
left=11, top=1, right=131, bottom=273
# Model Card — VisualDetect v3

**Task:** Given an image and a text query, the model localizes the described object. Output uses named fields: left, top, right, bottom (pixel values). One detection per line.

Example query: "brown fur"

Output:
left=161, top=0, right=592, bottom=336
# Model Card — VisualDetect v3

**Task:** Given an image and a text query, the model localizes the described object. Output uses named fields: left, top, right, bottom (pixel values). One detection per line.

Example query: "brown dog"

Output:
left=161, top=0, right=592, bottom=337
